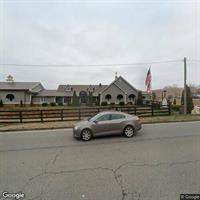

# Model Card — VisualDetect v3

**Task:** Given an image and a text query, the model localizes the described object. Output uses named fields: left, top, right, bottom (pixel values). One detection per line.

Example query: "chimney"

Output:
left=6, top=75, right=14, bottom=83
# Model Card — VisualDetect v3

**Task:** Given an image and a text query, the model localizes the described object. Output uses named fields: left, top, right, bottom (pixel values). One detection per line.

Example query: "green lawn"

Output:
left=0, top=114, right=200, bottom=132
left=141, top=114, right=200, bottom=124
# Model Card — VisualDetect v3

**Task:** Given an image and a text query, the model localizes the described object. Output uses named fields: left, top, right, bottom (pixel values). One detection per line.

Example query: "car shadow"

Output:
left=92, top=130, right=143, bottom=141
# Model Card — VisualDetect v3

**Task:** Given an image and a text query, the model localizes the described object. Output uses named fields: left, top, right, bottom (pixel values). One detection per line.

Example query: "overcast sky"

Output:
left=0, top=0, right=200, bottom=90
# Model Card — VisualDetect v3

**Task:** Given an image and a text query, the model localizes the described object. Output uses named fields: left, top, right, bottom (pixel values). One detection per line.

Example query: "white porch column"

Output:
left=124, top=93, right=127, bottom=104
left=100, top=92, right=102, bottom=104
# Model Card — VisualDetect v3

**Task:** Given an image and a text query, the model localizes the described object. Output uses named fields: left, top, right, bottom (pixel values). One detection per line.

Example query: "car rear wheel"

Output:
left=123, top=125, right=135, bottom=138
left=81, top=129, right=92, bottom=141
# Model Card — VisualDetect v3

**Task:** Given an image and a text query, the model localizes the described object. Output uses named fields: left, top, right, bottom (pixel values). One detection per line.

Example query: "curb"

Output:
left=142, top=119, right=200, bottom=124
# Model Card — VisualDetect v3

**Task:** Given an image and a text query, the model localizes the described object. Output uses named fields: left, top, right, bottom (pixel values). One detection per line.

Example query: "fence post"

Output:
left=40, top=110, right=43, bottom=122
left=168, top=103, right=171, bottom=115
left=61, top=109, right=63, bottom=121
left=19, top=111, right=22, bottom=123
left=151, top=105, right=154, bottom=116
left=134, top=107, right=137, bottom=115
left=78, top=108, right=81, bottom=120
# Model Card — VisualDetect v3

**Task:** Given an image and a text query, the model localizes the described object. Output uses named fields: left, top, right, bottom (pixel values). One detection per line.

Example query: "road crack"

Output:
left=21, top=159, right=200, bottom=200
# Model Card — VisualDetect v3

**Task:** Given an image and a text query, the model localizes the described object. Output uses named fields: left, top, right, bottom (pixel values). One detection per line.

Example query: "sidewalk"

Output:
left=0, top=115, right=200, bottom=132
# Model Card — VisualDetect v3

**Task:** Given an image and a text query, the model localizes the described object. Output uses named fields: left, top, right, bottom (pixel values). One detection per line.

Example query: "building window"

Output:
left=55, top=97, right=63, bottom=104
left=6, top=94, right=15, bottom=101
left=117, top=94, right=123, bottom=101
left=105, top=94, right=112, bottom=102
left=128, top=94, right=135, bottom=101
left=64, top=97, right=71, bottom=103
left=41, top=97, right=47, bottom=102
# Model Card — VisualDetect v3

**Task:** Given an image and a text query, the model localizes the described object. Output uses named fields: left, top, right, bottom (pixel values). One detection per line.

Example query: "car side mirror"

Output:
left=93, top=120, right=98, bottom=124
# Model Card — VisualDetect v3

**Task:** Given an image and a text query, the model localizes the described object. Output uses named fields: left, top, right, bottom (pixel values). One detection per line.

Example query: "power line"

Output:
left=0, top=59, right=182, bottom=68
left=188, top=59, right=200, bottom=63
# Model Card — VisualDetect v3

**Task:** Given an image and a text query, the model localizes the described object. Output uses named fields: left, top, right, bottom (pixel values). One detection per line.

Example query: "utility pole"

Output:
left=184, top=57, right=187, bottom=115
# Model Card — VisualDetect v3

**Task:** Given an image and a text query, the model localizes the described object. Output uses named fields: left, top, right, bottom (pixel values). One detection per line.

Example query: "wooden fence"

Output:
left=0, top=105, right=171, bottom=123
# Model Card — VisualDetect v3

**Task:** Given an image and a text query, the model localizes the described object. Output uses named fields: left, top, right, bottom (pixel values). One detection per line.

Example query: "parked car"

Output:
left=73, top=111, right=142, bottom=141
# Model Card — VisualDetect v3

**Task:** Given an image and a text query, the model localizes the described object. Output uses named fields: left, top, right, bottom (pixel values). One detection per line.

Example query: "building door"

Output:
left=79, top=91, right=88, bottom=104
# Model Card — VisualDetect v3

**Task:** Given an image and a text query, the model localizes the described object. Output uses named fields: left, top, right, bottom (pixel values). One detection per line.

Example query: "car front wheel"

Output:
left=123, top=125, right=135, bottom=138
left=81, top=129, right=92, bottom=141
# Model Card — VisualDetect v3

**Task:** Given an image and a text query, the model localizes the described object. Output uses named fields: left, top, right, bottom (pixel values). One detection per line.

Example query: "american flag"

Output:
left=145, top=68, right=152, bottom=93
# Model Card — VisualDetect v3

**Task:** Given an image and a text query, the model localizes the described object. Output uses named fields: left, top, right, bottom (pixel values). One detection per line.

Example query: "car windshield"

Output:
left=88, top=113, right=104, bottom=122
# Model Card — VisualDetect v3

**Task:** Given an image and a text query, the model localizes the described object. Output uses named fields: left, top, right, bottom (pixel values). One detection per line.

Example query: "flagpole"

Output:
left=145, top=67, right=152, bottom=102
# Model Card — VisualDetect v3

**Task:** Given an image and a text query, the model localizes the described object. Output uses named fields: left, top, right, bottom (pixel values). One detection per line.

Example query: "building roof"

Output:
left=35, top=90, right=67, bottom=97
left=57, top=84, right=108, bottom=96
left=0, top=82, right=41, bottom=91
left=116, top=76, right=138, bottom=92
left=101, top=76, right=138, bottom=94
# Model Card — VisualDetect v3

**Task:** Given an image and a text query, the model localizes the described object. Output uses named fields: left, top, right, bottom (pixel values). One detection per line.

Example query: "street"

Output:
left=0, top=122, right=200, bottom=200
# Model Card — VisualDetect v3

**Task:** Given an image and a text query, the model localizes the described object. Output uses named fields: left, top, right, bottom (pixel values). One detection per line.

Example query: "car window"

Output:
left=111, top=114, right=126, bottom=120
left=96, top=114, right=110, bottom=122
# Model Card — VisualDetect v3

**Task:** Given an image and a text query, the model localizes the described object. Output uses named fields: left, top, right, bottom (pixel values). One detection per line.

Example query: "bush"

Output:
left=96, top=95, right=100, bottom=106
left=42, top=102, right=48, bottom=106
left=87, top=91, right=93, bottom=106
left=67, top=102, right=72, bottom=106
left=127, top=102, right=133, bottom=105
left=137, top=91, right=143, bottom=105
left=171, top=104, right=181, bottom=112
left=0, top=100, right=3, bottom=107
left=50, top=102, right=56, bottom=106
left=173, top=98, right=177, bottom=105
left=152, top=92, right=156, bottom=102
left=95, top=101, right=100, bottom=106
left=72, top=91, right=80, bottom=106
left=110, top=102, right=115, bottom=106
left=101, top=101, right=107, bottom=106
left=20, top=100, right=23, bottom=107
left=58, top=102, right=63, bottom=106
left=152, top=101, right=160, bottom=109
left=119, top=101, right=125, bottom=106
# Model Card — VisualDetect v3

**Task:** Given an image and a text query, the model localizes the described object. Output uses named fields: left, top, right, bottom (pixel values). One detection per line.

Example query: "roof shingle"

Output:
left=0, top=82, right=41, bottom=91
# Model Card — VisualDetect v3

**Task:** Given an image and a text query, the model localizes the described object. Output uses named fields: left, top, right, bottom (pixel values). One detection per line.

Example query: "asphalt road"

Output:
left=0, top=122, right=200, bottom=200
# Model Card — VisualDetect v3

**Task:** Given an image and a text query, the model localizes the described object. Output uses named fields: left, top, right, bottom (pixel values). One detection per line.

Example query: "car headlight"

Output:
left=74, top=126, right=80, bottom=130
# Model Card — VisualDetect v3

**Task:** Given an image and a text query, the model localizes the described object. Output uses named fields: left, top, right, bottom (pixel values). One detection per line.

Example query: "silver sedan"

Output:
left=73, top=111, right=142, bottom=141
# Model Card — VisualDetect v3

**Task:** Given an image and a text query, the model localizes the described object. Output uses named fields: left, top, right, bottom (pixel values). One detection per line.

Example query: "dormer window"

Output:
left=66, top=84, right=71, bottom=91
left=88, top=85, right=93, bottom=92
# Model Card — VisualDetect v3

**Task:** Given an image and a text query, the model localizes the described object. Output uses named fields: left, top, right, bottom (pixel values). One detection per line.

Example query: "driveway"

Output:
left=0, top=122, right=200, bottom=200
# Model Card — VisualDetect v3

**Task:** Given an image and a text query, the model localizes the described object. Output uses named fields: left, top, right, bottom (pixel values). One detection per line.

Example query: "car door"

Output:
left=109, top=114, right=126, bottom=134
left=92, top=114, right=111, bottom=136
